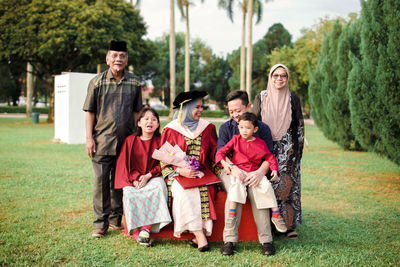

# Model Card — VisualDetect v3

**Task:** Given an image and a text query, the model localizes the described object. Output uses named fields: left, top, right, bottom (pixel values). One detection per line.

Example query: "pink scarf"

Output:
left=260, top=64, right=292, bottom=141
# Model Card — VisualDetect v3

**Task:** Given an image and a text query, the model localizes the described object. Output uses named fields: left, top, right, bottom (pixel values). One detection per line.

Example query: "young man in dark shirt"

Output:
left=218, top=90, right=276, bottom=256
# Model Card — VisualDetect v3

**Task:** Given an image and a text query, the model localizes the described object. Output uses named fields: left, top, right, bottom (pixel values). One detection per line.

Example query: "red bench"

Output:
left=123, top=190, right=259, bottom=241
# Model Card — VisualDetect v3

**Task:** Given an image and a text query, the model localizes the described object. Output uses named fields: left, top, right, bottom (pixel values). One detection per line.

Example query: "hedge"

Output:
left=155, top=109, right=228, bottom=118
left=0, top=106, right=228, bottom=119
left=0, top=106, right=49, bottom=114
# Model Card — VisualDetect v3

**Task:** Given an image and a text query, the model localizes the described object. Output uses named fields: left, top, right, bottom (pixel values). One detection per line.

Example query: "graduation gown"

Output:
left=160, top=120, right=219, bottom=222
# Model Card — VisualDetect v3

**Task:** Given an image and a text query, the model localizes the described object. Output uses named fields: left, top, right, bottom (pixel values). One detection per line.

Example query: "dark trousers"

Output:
left=91, top=155, right=123, bottom=229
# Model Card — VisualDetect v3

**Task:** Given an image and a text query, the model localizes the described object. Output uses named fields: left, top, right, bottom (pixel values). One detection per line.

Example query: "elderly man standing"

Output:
left=83, top=40, right=143, bottom=238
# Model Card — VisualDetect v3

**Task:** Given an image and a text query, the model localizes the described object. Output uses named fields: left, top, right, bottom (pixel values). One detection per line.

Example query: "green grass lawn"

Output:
left=0, top=118, right=399, bottom=266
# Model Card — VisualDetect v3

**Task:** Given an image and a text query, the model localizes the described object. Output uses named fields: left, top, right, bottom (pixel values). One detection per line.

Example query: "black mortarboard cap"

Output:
left=173, top=90, right=208, bottom=109
left=108, top=40, right=127, bottom=52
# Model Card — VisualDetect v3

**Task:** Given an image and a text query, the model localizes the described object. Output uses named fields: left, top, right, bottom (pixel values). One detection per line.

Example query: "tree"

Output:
left=263, top=23, right=292, bottom=54
left=0, top=0, right=151, bottom=122
left=334, top=20, right=361, bottom=150
left=251, top=23, right=292, bottom=97
left=218, top=0, right=248, bottom=92
left=308, top=22, right=343, bottom=143
left=26, top=62, right=34, bottom=117
left=199, top=55, right=232, bottom=104
left=177, top=0, right=205, bottom=92
left=142, top=33, right=185, bottom=108
left=218, top=0, right=273, bottom=97
left=226, top=22, right=291, bottom=100
left=250, top=39, right=269, bottom=94
left=169, top=0, right=176, bottom=116
left=268, top=16, right=349, bottom=109
left=245, top=0, right=274, bottom=101
left=0, top=59, right=25, bottom=106
left=245, top=0, right=254, bottom=100
left=226, top=48, right=241, bottom=91
left=309, top=18, right=364, bottom=150
left=143, top=33, right=225, bottom=105
left=308, top=64, right=324, bottom=128
left=348, top=0, right=400, bottom=164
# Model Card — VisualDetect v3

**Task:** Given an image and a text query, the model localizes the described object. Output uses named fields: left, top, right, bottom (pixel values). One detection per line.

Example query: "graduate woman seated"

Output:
left=159, top=90, right=222, bottom=252
left=115, top=107, right=171, bottom=246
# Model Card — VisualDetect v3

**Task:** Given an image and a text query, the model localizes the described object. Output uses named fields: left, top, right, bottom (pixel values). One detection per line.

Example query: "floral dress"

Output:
left=254, top=92, right=304, bottom=230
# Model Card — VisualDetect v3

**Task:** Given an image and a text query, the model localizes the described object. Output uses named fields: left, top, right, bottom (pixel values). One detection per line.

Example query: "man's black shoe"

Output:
left=261, top=242, right=275, bottom=256
left=220, top=242, right=235, bottom=256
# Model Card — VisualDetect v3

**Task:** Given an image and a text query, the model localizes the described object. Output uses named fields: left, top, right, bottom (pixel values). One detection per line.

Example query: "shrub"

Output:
left=0, top=106, right=49, bottom=114
left=153, top=109, right=228, bottom=118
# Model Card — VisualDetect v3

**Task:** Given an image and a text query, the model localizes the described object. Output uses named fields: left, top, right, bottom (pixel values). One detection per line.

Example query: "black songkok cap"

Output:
left=173, top=90, right=208, bottom=109
left=108, top=40, right=127, bottom=52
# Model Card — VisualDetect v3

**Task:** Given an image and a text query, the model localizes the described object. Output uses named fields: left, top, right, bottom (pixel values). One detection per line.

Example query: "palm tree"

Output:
left=218, top=0, right=247, bottom=92
left=169, top=0, right=176, bottom=117
left=218, top=0, right=273, bottom=100
left=177, top=1, right=190, bottom=92
left=133, top=0, right=175, bottom=116
left=246, top=0, right=253, bottom=100
left=246, top=0, right=273, bottom=101
left=177, top=0, right=204, bottom=92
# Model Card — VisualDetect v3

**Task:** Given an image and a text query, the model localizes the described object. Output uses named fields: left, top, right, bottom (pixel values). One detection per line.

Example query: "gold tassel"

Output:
left=177, top=99, right=192, bottom=123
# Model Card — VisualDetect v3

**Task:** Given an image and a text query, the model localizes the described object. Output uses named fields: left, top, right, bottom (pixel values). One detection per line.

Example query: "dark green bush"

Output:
left=153, top=109, right=227, bottom=118
left=0, top=106, right=49, bottom=114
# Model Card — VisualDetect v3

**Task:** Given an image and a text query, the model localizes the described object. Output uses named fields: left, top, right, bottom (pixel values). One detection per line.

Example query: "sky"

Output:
left=138, top=0, right=362, bottom=57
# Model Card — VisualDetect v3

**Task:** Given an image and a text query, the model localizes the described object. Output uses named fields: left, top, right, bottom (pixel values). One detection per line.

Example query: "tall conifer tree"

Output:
left=335, top=21, right=361, bottom=150
left=308, top=66, right=325, bottom=129
left=348, top=0, right=400, bottom=164
left=320, top=22, right=342, bottom=141
left=308, top=23, right=343, bottom=136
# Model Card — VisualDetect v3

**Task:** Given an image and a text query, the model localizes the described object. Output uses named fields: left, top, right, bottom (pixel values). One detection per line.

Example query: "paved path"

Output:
left=0, top=113, right=314, bottom=125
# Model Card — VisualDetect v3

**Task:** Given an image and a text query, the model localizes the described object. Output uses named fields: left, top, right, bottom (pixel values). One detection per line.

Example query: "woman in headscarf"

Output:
left=253, top=64, right=304, bottom=239
left=160, top=90, right=221, bottom=252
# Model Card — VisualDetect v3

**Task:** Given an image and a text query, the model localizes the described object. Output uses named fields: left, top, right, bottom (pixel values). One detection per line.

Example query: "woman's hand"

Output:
left=178, top=167, right=201, bottom=178
left=270, top=170, right=278, bottom=182
left=137, top=173, right=152, bottom=189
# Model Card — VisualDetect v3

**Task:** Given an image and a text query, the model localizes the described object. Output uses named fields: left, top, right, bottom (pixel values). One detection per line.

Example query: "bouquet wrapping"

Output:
left=152, top=141, right=204, bottom=177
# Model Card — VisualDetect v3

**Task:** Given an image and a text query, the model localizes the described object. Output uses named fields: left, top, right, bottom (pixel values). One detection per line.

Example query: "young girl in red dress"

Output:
left=115, top=107, right=171, bottom=246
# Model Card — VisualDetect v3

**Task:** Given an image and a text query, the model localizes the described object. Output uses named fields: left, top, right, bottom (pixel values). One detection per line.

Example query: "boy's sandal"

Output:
left=286, top=230, right=298, bottom=239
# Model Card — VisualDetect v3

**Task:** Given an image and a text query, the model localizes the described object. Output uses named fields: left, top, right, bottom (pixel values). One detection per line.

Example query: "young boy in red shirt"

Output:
left=216, top=112, right=287, bottom=237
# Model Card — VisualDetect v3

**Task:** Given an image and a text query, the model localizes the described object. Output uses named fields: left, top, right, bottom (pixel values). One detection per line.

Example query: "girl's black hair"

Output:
left=238, top=112, right=258, bottom=128
left=133, top=107, right=161, bottom=137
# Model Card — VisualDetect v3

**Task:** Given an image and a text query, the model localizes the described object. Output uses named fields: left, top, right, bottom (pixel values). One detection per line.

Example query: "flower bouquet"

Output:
left=152, top=141, right=204, bottom=177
